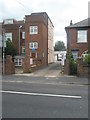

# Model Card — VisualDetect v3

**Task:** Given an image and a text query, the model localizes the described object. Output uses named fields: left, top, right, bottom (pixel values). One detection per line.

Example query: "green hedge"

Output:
left=83, top=54, right=90, bottom=65
left=67, top=52, right=77, bottom=75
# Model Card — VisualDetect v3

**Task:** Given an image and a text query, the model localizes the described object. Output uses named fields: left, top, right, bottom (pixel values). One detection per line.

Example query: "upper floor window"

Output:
left=29, top=26, right=38, bottom=34
left=4, top=19, right=13, bottom=24
left=22, top=32, right=25, bottom=39
left=22, top=46, right=25, bottom=54
left=29, top=42, right=38, bottom=49
left=77, top=30, right=87, bottom=43
left=5, top=33, right=12, bottom=42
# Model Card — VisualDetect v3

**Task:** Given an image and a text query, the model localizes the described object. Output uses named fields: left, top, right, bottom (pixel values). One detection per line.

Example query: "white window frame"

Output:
left=30, top=58, right=33, bottom=65
left=72, top=51, right=78, bottom=60
left=77, top=30, right=87, bottom=43
left=29, top=42, right=38, bottom=49
left=4, top=19, right=13, bottom=24
left=22, top=32, right=25, bottom=39
left=22, top=46, right=25, bottom=54
left=5, top=33, right=12, bottom=42
left=42, top=52, right=45, bottom=58
left=14, top=58, right=22, bottom=66
left=29, top=26, right=38, bottom=34
left=36, top=52, right=37, bottom=58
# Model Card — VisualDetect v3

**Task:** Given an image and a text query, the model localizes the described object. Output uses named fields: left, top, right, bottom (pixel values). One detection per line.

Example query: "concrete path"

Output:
left=32, top=61, right=62, bottom=77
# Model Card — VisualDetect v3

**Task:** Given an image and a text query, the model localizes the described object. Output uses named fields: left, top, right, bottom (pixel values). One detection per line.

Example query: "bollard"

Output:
left=62, top=65, right=64, bottom=74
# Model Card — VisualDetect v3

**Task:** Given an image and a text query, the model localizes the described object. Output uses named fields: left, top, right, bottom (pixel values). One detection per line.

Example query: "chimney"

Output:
left=70, top=20, right=72, bottom=25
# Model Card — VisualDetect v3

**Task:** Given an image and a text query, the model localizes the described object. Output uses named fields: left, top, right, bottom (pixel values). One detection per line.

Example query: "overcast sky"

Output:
left=0, top=0, right=89, bottom=46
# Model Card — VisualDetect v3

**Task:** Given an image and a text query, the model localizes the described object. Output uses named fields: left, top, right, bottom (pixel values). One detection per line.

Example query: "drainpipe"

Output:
left=67, top=29, right=69, bottom=53
left=19, top=25, right=22, bottom=55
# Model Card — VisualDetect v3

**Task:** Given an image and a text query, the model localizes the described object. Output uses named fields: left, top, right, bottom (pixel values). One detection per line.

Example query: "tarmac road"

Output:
left=2, top=75, right=88, bottom=118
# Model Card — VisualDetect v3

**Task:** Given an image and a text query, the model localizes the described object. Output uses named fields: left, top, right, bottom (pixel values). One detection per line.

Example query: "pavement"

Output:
left=15, top=61, right=62, bottom=77
left=2, top=61, right=88, bottom=86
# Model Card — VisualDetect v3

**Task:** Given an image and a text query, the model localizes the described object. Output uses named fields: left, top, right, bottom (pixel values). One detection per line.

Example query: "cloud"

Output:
left=0, top=0, right=89, bottom=46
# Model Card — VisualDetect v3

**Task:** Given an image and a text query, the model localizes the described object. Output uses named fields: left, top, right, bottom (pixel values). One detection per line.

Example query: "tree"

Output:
left=5, top=38, right=17, bottom=57
left=54, top=41, right=66, bottom=51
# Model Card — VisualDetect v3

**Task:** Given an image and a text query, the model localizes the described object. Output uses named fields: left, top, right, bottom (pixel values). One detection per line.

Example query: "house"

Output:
left=65, top=18, right=90, bottom=60
left=23, top=12, right=54, bottom=72
left=2, top=12, right=54, bottom=73
left=2, top=18, right=25, bottom=67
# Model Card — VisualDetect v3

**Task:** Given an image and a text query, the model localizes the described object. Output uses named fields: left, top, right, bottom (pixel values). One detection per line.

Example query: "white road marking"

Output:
left=0, top=90, right=82, bottom=99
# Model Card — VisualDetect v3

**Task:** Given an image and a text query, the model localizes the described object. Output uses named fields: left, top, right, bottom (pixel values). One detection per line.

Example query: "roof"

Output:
left=26, top=12, right=54, bottom=27
left=65, top=18, right=90, bottom=29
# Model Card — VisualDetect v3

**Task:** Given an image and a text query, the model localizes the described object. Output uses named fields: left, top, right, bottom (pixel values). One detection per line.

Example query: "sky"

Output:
left=0, top=0, right=89, bottom=46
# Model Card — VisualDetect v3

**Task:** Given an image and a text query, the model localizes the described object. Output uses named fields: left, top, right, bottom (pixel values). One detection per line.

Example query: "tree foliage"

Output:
left=5, top=38, right=17, bottom=57
left=54, top=41, right=66, bottom=51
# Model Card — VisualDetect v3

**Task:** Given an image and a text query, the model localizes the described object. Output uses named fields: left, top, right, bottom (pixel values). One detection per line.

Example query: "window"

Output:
left=5, top=33, right=12, bottom=41
left=31, top=52, right=37, bottom=58
left=22, top=32, right=25, bottom=39
left=29, top=26, right=38, bottom=34
left=29, top=42, right=38, bottom=49
left=22, top=46, right=25, bottom=54
left=72, top=51, right=78, bottom=60
left=42, top=52, right=45, bottom=57
left=30, top=58, right=33, bottom=65
left=14, top=58, right=22, bottom=66
left=4, top=19, right=13, bottom=24
left=77, top=30, right=87, bottom=43
left=36, top=52, right=37, bottom=58
left=32, top=53, right=36, bottom=58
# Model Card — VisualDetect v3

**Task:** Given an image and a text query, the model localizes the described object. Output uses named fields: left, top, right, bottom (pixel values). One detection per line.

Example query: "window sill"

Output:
left=77, top=42, right=87, bottom=44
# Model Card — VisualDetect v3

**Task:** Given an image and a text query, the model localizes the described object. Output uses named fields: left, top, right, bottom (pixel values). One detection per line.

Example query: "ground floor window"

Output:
left=71, top=51, right=78, bottom=60
left=14, top=58, right=22, bottom=66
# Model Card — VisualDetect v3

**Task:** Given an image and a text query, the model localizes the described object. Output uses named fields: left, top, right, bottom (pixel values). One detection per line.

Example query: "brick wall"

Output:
left=64, top=59, right=70, bottom=75
left=77, top=58, right=89, bottom=77
left=5, top=55, right=15, bottom=74
left=48, top=18, right=54, bottom=63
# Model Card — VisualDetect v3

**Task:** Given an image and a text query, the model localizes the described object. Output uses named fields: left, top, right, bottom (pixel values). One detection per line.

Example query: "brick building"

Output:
left=23, top=12, right=54, bottom=72
left=65, top=18, right=90, bottom=59
left=2, top=12, right=54, bottom=73
left=2, top=19, right=25, bottom=67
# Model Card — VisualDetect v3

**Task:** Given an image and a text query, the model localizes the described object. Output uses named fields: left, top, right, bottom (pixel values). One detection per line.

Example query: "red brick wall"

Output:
left=77, top=58, right=89, bottom=77
left=64, top=59, right=70, bottom=75
left=5, top=55, right=15, bottom=74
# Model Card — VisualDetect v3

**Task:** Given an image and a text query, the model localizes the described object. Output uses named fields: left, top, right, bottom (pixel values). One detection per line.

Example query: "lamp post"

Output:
left=2, top=28, right=6, bottom=75
left=19, top=25, right=22, bottom=55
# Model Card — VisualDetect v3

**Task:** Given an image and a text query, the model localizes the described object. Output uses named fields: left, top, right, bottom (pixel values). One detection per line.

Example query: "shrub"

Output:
left=83, top=54, right=90, bottom=65
left=67, top=51, right=77, bottom=75
left=66, top=51, right=73, bottom=60
left=70, top=60, right=77, bottom=75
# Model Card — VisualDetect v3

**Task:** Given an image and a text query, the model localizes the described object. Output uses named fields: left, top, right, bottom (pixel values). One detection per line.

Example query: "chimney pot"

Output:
left=70, top=20, right=72, bottom=25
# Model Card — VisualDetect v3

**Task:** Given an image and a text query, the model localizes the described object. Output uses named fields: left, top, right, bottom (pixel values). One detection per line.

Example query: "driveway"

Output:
left=31, top=61, right=62, bottom=77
